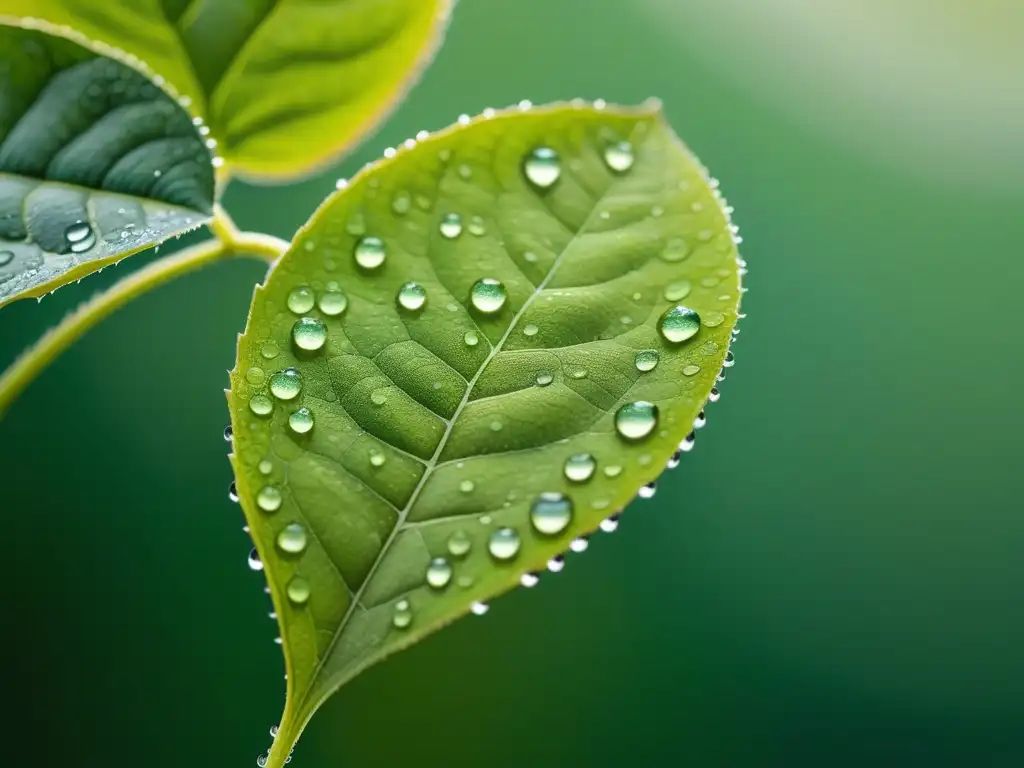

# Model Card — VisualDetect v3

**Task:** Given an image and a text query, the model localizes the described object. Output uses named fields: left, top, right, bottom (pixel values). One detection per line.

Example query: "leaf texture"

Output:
left=3, top=0, right=453, bottom=179
left=227, top=101, right=743, bottom=766
left=0, top=22, right=214, bottom=306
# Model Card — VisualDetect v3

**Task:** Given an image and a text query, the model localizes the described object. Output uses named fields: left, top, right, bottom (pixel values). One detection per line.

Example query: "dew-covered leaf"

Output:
left=227, top=101, right=743, bottom=766
left=0, top=22, right=214, bottom=307
left=5, top=0, right=453, bottom=179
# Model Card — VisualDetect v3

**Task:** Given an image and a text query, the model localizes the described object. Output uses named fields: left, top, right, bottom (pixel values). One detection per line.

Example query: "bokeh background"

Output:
left=2, top=0, right=1022, bottom=765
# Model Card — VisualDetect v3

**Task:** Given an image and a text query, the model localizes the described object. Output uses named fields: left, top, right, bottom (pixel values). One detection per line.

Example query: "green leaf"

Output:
left=228, top=101, right=742, bottom=766
left=4, top=0, right=453, bottom=179
left=0, top=22, right=214, bottom=307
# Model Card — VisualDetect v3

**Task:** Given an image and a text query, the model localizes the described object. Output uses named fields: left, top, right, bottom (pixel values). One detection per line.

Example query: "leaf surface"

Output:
left=0, top=22, right=214, bottom=307
left=227, top=102, right=743, bottom=766
left=3, top=0, right=453, bottom=178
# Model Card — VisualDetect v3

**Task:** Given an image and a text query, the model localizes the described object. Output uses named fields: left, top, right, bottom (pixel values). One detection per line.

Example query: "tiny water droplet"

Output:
left=426, top=557, right=453, bottom=589
left=708, top=387, right=721, bottom=403
left=459, top=479, right=475, bottom=493
left=638, top=482, right=657, bottom=499
left=683, top=364, right=701, bottom=377
left=523, top=323, right=539, bottom=337
left=470, top=278, right=507, bottom=314
left=228, top=481, right=239, bottom=503
left=723, top=350, right=735, bottom=368
left=570, top=368, right=587, bottom=379
left=563, top=454, right=596, bottom=483
left=488, top=527, right=521, bottom=561
left=663, top=280, right=691, bottom=301
left=547, top=555, right=565, bottom=572
left=615, top=401, right=659, bottom=441
left=249, top=394, right=274, bottom=417
left=468, top=215, right=487, bottom=236
left=535, top=371, right=553, bottom=386
left=659, top=306, right=701, bottom=344
left=391, top=191, right=411, bottom=215
left=604, top=465, right=622, bottom=478
left=292, top=317, right=327, bottom=351
left=397, top=281, right=427, bottom=311
left=0, top=250, right=13, bottom=266
left=223, top=425, right=233, bottom=442
left=246, top=366, right=265, bottom=386
left=257, top=486, right=283, bottom=513
left=277, top=523, right=308, bottom=554
left=634, top=349, right=659, bottom=372
left=667, top=450, right=682, bottom=469
left=680, top=432, right=696, bottom=452
left=370, top=389, right=388, bottom=406
left=523, top=147, right=561, bottom=189
left=65, top=222, right=95, bottom=253
left=458, top=163, right=473, bottom=180
left=463, top=330, right=479, bottom=347
left=703, top=311, right=725, bottom=328
left=530, top=492, right=574, bottom=535
left=439, top=213, right=463, bottom=239
left=269, top=368, right=302, bottom=400
left=286, top=286, right=315, bottom=314
left=603, top=141, right=635, bottom=173
left=489, top=420, right=503, bottom=432
left=270, top=725, right=279, bottom=738
left=600, top=515, right=620, bottom=533
left=260, top=342, right=280, bottom=360
left=447, top=529, right=472, bottom=557
left=470, top=601, right=489, bottom=616
left=247, top=548, right=263, bottom=571
left=318, top=285, right=348, bottom=316
left=693, top=410, right=707, bottom=429
left=287, top=576, right=310, bottom=605
left=353, top=236, right=386, bottom=269
left=520, top=572, right=540, bottom=588
left=651, top=205, right=664, bottom=218
left=570, top=537, right=589, bottom=553
left=257, top=755, right=269, bottom=767
left=392, top=598, right=412, bottom=628
left=288, top=407, right=314, bottom=435
left=259, top=459, right=273, bottom=475
left=369, top=450, right=386, bottom=467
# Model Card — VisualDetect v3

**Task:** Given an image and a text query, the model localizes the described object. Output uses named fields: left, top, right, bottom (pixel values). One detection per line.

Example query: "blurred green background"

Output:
left=2, top=0, right=1022, bottom=765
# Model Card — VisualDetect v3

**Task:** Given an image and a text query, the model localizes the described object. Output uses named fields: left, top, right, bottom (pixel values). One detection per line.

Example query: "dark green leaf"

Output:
left=227, top=101, right=743, bottom=766
left=0, top=22, right=214, bottom=307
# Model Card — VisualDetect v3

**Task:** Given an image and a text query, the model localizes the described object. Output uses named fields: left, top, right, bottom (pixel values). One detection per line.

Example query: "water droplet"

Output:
left=708, top=387, right=721, bottom=403
left=638, top=482, right=657, bottom=499
left=447, top=530, right=472, bottom=557
left=0, top=250, right=13, bottom=266
left=228, top=481, right=239, bottom=503
left=615, top=401, right=659, bottom=440
left=523, top=146, right=561, bottom=189
left=286, top=286, right=315, bottom=314
left=723, top=350, right=735, bottom=368
left=369, top=450, right=386, bottom=467
left=439, top=213, right=463, bottom=239
left=663, top=280, right=691, bottom=301
left=520, top=572, right=540, bottom=588
left=603, top=141, right=635, bottom=173
left=426, top=557, right=453, bottom=589
left=259, top=459, right=273, bottom=475
left=463, top=330, right=479, bottom=347
left=318, top=285, right=348, bottom=316
left=570, top=368, right=587, bottom=379
left=600, top=515, right=620, bottom=533
left=682, top=364, right=701, bottom=377
left=523, top=323, right=539, bottom=337
left=470, top=601, right=489, bottom=616
left=370, top=389, right=388, bottom=406
left=488, top=527, right=521, bottom=561
left=392, top=598, right=412, bottom=628
left=634, top=349, right=659, bottom=372
left=353, top=236, right=385, bottom=269
left=680, top=432, right=696, bottom=452
left=277, top=523, right=308, bottom=554
left=292, top=317, right=327, bottom=351
left=468, top=215, right=487, bottom=236
left=547, top=555, right=565, bottom=572
left=270, top=725, right=279, bottom=738
left=288, top=407, right=314, bottom=435
left=391, top=191, right=411, bottom=215
left=703, top=311, right=725, bottom=328
left=261, top=342, right=280, bottom=360
left=530, top=492, right=574, bottom=534
left=604, top=464, right=622, bottom=478
left=249, top=394, right=274, bottom=417
left=257, top=755, right=269, bottom=767
left=667, top=450, right=682, bottom=469
left=563, top=454, right=596, bottom=483
left=524, top=251, right=538, bottom=263
left=287, top=576, right=310, bottom=605
left=570, top=537, right=589, bottom=553
left=459, top=479, right=475, bottom=493
left=65, top=222, right=96, bottom=253
left=257, top=486, right=283, bottom=513
left=489, top=420, right=503, bottom=432
left=396, top=281, right=427, bottom=311
left=661, top=237, right=689, bottom=263
left=458, top=163, right=473, bottom=180
left=693, top=410, right=707, bottom=429
left=223, top=425, right=233, bottom=442
left=651, top=205, right=664, bottom=218
left=535, top=371, right=553, bottom=387
left=269, top=368, right=302, bottom=400
left=470, top=278, right=507, bottom=314
left=246, top=366, right=265, bottom=386
left=658, top=306, right=701, bottom=344
left=247, top=548, right=263, bottom=571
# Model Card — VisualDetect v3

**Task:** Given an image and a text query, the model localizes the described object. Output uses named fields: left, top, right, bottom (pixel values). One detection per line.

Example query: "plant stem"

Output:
left=0, top=214, right=289, bottom=417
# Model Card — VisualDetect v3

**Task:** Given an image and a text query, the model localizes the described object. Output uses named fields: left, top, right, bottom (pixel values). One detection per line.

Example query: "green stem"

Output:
left=0, top=207, right=288, bottom=417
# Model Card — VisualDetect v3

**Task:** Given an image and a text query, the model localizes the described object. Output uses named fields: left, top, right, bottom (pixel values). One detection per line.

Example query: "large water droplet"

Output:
left=397, top=281, right=427, bottom=311
left=292, top=317, right=327, bottom=351
left=563, top=454, right=596, bottom=483
left=286, top=576, right=310, bottom=605
left=269, top=368, right=302, bottom=400
left=0, top=250, right=13, bottom=266
left=276, top=523, right=308, bottom=554
left=318, top=284, right=348, bottom=317
left=354, top=236, right=386, bottom=269
left=425, top=557, right=453, bottom=589
left=257, top=485, right=283, bottom=512
left=288, top=407, right=314, bottom=435
left=488, top=527, right=521, bottom=561
left=523, top=147, right=561, bottom=189
left=439, top=213, right=463, bottom=239
left=634, top=349, right=659, bottom=372
left=286, top=286, right=315, bottom=314
left=447, top=530, right=472, bottom=557
left=470, top=278, right=507, bottom=314
left=615, top=401, right=659, bottom=440
left=603, top=141, right=635, bottom=173
left=658, top=306, right=701, bottom=344
left=530, top=492, right=574, bottom=534
left=247, top=548, right=263, bottom=571
left=65, top=222, right=96, bottom=253
left=392, top=598, right=412, bottom=628
left=249, top=394, right=274, bottom=417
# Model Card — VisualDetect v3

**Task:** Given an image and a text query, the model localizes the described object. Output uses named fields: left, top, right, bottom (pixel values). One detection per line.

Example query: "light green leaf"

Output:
left=228, top=101, right=742, bottom=766
left=0, top=22, right=214, bottom=307
left=4, top=0, right=453, bottom=179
